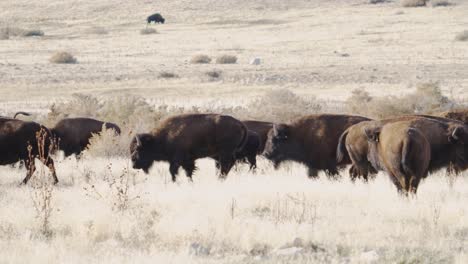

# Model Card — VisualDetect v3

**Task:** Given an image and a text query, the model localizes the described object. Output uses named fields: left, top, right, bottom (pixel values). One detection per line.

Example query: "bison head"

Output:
left=130, top=134, right=158, bottom=173
left=263, top=124, right=295, bottom=167
left=448, top=126, right=468, bottom=171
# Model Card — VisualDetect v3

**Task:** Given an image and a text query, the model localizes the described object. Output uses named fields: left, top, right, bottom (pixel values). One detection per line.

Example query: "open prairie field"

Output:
left=1, top=0, right=468, bottom=263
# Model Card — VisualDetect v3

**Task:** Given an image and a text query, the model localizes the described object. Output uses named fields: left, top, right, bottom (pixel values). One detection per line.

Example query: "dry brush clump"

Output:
left=191, top=54, right=211, bottom=64
left=158, top=71, right=179, bottom=79
left=455, top=31, right=468, bottom=42
left=401, top=0, right=427, bottom=7
left=0, top=27, right=44, bottom=39
left=431, top=0, right=452, bottom=7
left=216, top=54, right=238, bottom=64
left=346, top=82, right=457, bottom=119
left=49, top=51, right=77, bottom=64
left=140, top=28, right=158, bottom=35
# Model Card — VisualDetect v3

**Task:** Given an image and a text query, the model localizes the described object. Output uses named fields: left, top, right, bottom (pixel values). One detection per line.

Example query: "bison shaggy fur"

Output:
left=0, top=117, right=58, bottom=184
left=263, top=114, right=370, bottom=178
left=130, top=114, right=248, bottom=182
left=51, top=117, right=121, bottom=158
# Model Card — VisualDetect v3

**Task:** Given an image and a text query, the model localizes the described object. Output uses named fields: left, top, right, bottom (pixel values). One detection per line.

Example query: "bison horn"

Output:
left=451, top=127, right=463, bottom=141
left=273, top=124, right=279, bottom=136
left=135, top=135, right=142, bottom=146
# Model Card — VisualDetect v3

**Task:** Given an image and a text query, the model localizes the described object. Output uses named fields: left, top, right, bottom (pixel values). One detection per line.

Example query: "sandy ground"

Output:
left=1, top=0, right=467, bottom=107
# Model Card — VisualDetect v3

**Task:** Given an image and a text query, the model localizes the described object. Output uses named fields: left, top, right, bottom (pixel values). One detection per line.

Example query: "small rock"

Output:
left=189, top=242, right=211, bottom=256
left=250, top=57, right=261, bottom=65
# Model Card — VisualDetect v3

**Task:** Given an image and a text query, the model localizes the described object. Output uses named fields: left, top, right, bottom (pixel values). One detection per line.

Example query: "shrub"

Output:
left=158, top=71, right=179, bottom=79
left=205, top=70, right=222, bottom=80
left=0, top=28, right=8, bottom=40
left=190, top=54, right=211, bottom=64
left=431, top=0, right=452, bottom=7
left=369, top=0, right=387, bottom=3
left=345, top=82, right=456, bottom=119
left=216, top=55, right=237, bottom=64
left=85, top=126, right=131, bottom=158
left=22, top=29, right=44, bottom=37
left=140, top=28, right=157, bottom=35
left=49, top=51, right=77, bottom=64
left=455, top=31, right=468, bottom=41
left=401, top=0, right=427, bottom=7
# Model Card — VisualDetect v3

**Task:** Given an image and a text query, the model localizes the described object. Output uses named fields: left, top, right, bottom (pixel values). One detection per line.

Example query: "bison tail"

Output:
left=236, top=124, right=249, bottom=153
left=14, top=111, right=31, bottom=119
left=400, top=136, right=415, bottom=181
left=336, top=129, right=349, bottom=164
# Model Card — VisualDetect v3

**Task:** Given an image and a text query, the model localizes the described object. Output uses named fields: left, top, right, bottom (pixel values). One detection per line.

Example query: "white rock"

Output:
left=250, top=57, right=261, bottom=65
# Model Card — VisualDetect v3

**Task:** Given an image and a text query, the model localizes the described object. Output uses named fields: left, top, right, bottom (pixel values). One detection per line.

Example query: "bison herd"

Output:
left=1, top=108, right=468, bottom=195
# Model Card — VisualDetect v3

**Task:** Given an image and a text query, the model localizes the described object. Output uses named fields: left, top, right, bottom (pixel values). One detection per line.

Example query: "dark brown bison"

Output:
left=263, top=114, right=370, bottom=178
left=435, top=109, right=468, bottom=124
left=243, top=120, right=274, bottom=153
left=337, top=116, right=468, bottom=181
left=51, top=117, right=121, bottom=157
left=147, top=13, right=165, bottom=24
left=365, top=121, right=431, bottom=194
left=225, top=130, right=260, bottom=170
left=229, top=120, right=273, bottom=169
left=130, top=114, right=248, bottom=182
left=0, top=117, right=58, bottom=184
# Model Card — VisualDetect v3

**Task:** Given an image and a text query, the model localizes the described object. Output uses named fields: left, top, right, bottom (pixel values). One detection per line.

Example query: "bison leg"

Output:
left=182, top=160, right=196, bottom=182
left=218, top=154, right=235, bottom=179
left=307, top=167, right=318, bottom=179
left=247, top=155, right=257, bottom=171
left=169, top=162, right=180, bottom=182
left=21, top=159, right=36, bottom=185
left=44, top=158, right=58, bottom=185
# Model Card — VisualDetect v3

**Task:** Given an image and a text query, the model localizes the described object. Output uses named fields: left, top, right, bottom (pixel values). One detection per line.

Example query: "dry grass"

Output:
left=140, top=28, right=158, bottom=35
left=216, top=55, right=238, bottom=64
left=87, top=27, right=108, bottom=35
left=401, top=0, right=427, bottom=7
left=455, top=31, right=468, bottom=42
left=191, top=54, right=212, bottom=64
left=49, top=51, right=77, bottom=64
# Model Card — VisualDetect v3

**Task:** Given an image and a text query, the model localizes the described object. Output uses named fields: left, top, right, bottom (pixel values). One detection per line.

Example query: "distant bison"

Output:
left=51, top=117, right=121, bottom=158
left=147, top=13, right=165, bottom=24
left=436, top=109, right=468, bottom=124
left=365, top=121, right=431, bottom=194
left=0, top=117, right=58, bottom=184
left=337, top=116, right=468, bottom=181
left=263, top=114, right=370, bottom=178
left=130, top=114, right=248, bottom=182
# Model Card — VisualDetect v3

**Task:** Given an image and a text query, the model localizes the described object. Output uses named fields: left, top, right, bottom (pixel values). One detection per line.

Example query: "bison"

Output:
left=50, top=117, right=121, bottom=158
left=365, top=121, right=431, bottom=194
left=229, top=120, right=273, bottom=170
left=0, top=117, right=58, bottom=184
left=147, top=13, right=165, bottom=24
left=130, top=114, right=248, bottom=182
left=263, top=114, right=370, bottom=178
left=337, top=116, right=468, bottom=181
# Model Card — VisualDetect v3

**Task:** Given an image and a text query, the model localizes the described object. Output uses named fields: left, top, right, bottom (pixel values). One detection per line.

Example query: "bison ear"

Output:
left=364, top=127, right=381, bottom=142
left=449, top=126, right=465, bottom=144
